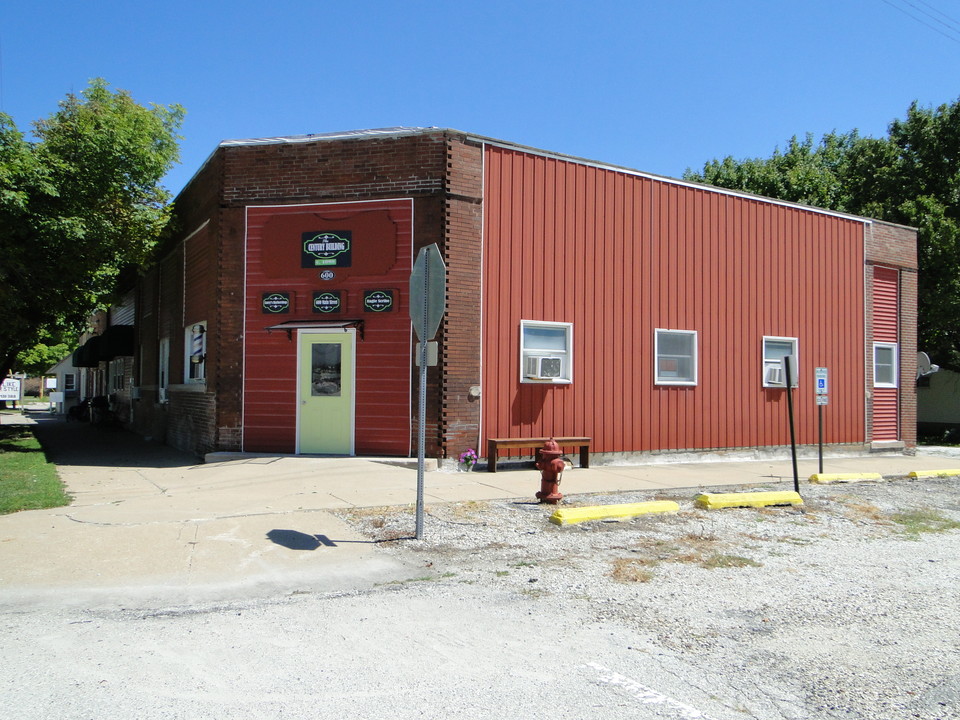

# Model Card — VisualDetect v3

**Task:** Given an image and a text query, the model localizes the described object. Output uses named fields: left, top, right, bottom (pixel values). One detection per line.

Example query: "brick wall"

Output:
left=217, top=131, right=451, bottom=457
left=213, top=207, right=245, bottom=451
left=439, top=136, right=484, bottom=460
left=865, top=220, right=919, bottom=449
left=133, top=153, right=222, bottom=454
left=221, top=133, right=448, bottom=206
left=166, top=390, right=217, bottom=455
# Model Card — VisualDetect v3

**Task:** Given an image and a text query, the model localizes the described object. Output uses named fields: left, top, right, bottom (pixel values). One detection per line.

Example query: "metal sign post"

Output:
left=409, top=244, right=446, bottom=540
left=784, top=356, right=800, bottom=494
left=815, top=367, right=829, bottom=474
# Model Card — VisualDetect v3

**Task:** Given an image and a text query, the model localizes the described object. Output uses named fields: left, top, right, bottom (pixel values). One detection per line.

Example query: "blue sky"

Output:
left=3, top=0, right=959, bottom=195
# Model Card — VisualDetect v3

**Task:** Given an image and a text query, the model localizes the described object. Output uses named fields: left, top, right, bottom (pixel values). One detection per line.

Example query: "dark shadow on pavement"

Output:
left=28, top=411, right=200, bottom=470
left=265, top=530, right=393, bottom=548
left=267, top=529, right=337, bottom=550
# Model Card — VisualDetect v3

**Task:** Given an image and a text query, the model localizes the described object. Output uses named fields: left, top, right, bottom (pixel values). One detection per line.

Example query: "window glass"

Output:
left=764, top=339, right=795, bottom=361
left=523, top=326, right=567, bottom=351
left=185, top=323, right=206, bottom=382
left=874, top=344, right=898, bottom=387
left=655, top=329, right=697, bottom=384
left=311, top=343, right=342, bottom=396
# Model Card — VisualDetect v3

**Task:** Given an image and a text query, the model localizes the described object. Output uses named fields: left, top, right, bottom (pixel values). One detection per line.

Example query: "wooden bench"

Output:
left=486, top=437, right=592, bottom=473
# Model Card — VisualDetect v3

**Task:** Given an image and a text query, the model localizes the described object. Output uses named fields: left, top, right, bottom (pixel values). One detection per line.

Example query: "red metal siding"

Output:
left=243, top=200, right=413, bottom=454
left=872, top=266, right=899, bottom=440
left=481, top=146, right=866, bottom=454
left=873, top=267, right=899, bottom=343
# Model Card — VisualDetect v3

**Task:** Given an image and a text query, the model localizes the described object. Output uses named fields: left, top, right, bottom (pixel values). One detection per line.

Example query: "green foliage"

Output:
left=0, top=79, right=184, bottom=377
left=0, top=426, right=71, bottom=514
left=685, top=99, right=960, bottom=369
left=16, top=339, right=73, bottom=376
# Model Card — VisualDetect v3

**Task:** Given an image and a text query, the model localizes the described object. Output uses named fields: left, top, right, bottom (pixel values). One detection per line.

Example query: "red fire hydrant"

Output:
left=535, top=438, right=565, bottom=504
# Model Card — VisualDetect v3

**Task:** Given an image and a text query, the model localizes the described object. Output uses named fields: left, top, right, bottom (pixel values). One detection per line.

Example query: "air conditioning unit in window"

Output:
left=764, top=364, right=784, bottom=386
left=525, top=356, right=563, bottom=380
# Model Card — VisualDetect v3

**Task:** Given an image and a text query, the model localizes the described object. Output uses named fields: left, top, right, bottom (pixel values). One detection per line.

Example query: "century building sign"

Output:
left=301, top=231, right=352, bottom=268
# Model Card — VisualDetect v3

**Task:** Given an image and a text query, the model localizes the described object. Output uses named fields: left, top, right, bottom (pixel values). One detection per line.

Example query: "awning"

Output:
left=99, top=325, right=135, bottom=361
left=265, top=319, right=364, bottom=341
left=72, top=335, right=103, bottom=368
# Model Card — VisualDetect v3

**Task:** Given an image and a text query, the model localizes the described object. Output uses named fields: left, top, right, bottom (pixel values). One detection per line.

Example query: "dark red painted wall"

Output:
left=243, top=199, right=413, bottom=454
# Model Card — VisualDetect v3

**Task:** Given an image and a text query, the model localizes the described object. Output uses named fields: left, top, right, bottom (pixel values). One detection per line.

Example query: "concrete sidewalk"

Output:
left=2, top=408, right=959, bottom=606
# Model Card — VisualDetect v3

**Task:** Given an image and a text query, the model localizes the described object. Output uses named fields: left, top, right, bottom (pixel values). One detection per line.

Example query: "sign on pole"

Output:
left=410, top=244, right=446, bottom=342
left=815, top=367, right=828, bottom=395
left=0, top=379, right=21, bottom=402
left=815, top=367, right=829, bottom=474
left=409, top=244, right=447, bottom=540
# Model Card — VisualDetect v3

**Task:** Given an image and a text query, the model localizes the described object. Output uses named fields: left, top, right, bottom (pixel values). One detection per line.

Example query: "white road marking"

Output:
left=585, top=662, right=721, bottom=720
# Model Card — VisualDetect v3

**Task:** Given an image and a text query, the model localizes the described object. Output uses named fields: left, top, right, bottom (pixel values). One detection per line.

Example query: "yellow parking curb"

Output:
left=809, top=472, right=883, bottom=484
left=694, top=491, right=803, bottom=510
left=908, top=469, right=960, bottom=478
left=549, top=501, right=679, bottom=526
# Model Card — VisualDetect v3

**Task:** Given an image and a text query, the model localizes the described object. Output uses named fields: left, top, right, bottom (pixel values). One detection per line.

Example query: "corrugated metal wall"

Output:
left=481, top=146, right=866, bottom=454
left=872, top=266, right=899, bottom=440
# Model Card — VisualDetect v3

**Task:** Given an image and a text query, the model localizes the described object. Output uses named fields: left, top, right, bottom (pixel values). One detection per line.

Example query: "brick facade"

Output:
left=135, top=129, right=458, bottom=457
left=439, top=137, right=484, bottom=459
left=865, top=220, right=919, bottom=450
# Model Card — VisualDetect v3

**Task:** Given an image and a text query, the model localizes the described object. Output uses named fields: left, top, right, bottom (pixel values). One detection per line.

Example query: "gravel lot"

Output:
left=3, top=474, right=959, bottom=719
left=334, top=475, right=960, bottom=720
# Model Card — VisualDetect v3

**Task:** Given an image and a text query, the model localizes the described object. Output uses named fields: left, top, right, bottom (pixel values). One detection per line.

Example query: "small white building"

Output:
left=46, top=355, right=81, bottom=416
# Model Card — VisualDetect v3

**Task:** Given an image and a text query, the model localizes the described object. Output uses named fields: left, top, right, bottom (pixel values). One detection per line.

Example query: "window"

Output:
left=184, top=322, right=207, bottom=382
left=655, top=329, right=697, bottom=385
left=110, top=359, right=125, bottom=392
left=874, top=343, right=898, bottom=387
left=158, top=337, right=170, bottom=402
left=520, top=320, right=573, bottom=383
left=63, top=374, right=76, bottom=393
left=763, top=336, right=799, bottom=388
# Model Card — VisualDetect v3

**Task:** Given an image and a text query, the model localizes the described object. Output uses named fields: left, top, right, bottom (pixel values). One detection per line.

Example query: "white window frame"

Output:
left=762, top=336, right=799, bottom=388
left=520, top=320, right=573, bottom=384
left=655, top=329, right=698, bottom=386
left=184, top=322, right=207, bottom=383
left=63, top=373, right=76, bottom=393
left=874, top=343, right=899, bottom=388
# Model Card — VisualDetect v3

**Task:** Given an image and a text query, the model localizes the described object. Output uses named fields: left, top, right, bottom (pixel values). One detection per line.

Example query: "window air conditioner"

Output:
left=525, top=356, right=563, bottom=380
left=764, top=364, right=783, bottom=385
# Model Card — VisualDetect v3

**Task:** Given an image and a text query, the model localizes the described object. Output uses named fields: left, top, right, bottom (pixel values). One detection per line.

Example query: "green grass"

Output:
left=0, top=425, right=71, bottom=514
left=701, top=553, right=763, bottom=569
left=890, top=508, right=960, bottom=537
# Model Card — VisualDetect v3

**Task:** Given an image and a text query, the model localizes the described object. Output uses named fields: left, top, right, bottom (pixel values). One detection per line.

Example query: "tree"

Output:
left=0, top=79, right=184, bottom=382
left=684, top=99, right=960, bottom=370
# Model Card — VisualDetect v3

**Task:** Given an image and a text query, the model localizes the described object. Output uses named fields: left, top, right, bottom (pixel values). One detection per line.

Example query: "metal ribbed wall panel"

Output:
left=481, top=146, right=866, bottom=454
left=873, top=267, right=899, bottom=343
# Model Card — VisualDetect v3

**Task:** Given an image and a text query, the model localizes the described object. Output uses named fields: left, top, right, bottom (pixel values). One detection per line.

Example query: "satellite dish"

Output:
left=917, top=352, right=940, bottom=379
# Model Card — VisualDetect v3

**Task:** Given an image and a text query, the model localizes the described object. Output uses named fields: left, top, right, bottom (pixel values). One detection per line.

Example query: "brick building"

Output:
left=110, top=127, right=916, bottom=463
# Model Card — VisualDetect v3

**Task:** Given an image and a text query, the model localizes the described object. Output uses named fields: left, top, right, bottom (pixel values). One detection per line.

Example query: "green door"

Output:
left=298, top=331, right=355, bottom=454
